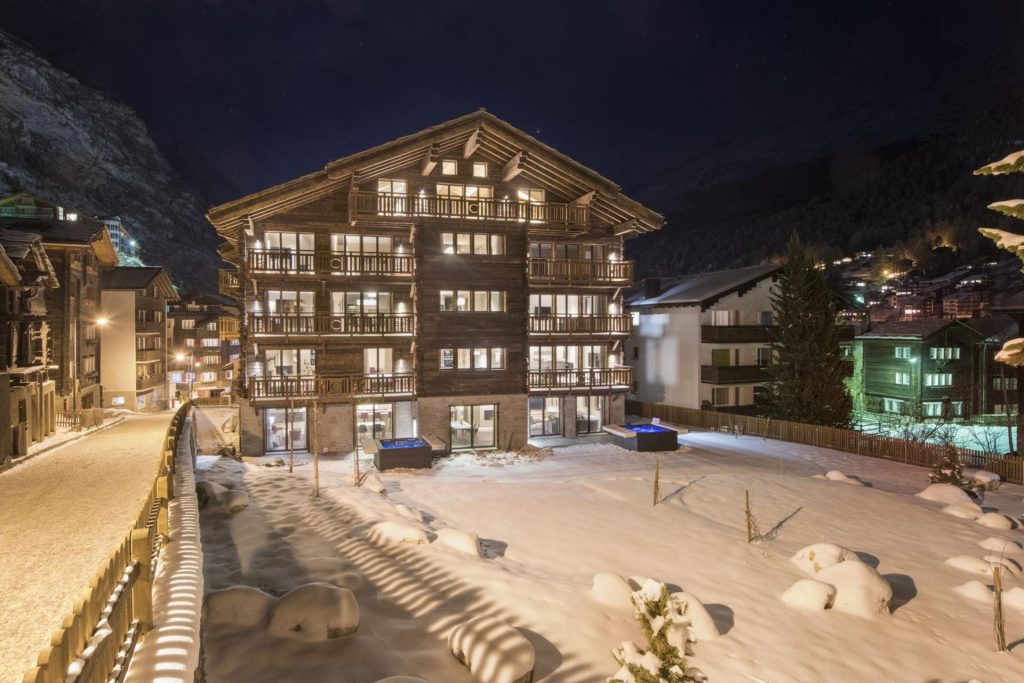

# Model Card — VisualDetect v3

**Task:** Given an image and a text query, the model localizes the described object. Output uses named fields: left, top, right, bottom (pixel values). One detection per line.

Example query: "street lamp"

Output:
left=175, top=350, right=197, bottom=401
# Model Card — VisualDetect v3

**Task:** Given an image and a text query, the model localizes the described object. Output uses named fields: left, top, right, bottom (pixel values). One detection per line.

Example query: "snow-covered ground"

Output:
left=0, top=411, right=175, bottom=681
left=195, top=417, right=1024, bottom=682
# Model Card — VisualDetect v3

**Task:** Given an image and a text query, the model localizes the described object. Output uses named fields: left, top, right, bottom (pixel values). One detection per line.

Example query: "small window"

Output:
left=456, top=233, right=472, bottom=254
left=490, top=291, right=506, bottom=312
left=490, top=348, right=505, bottom=369
left=473, top=162, right=487, bottom=178
left=474, top=291, right=489, bottom=311
left=474, top=348, right=488, bottom=370
left=490, top=234, right=505, bottom=255
left=894, top=372, right=910, bottom=385
left=442, top=232, right=455, bottom=254
left=457, top=348, right=471, bottom=368
left=440, top=349, right=455, bottom=370
left=442, top=160, right=458, bottom=175
left=456, top=290, right=471, bottom=312
left=894, top=346, right=911, bottom=359
left=712, top=387, right=730, bottom=406
left=473, top=234, right=488, bottom=255
left=440, top=291, right=455, bottom=311
left=757, top=347, right=772, bottom=366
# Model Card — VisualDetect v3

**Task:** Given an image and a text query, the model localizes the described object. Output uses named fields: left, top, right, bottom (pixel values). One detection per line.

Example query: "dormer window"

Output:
left=442, top=159, right=458, bottom=175
left=473, top=162, right=487, bottom=178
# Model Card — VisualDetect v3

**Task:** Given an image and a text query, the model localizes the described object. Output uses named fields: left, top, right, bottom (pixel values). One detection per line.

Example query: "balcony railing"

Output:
left=529, top=315, right=632, bottom=336
left=528, top=258, right=633, bottom=284
left=700, top=365, right=771, bottom=384
left=248, top=249, right=413, bottom=277
left=700, top=325, right=775, bottom=344
left=528, top=367, right=633, bottom=391
left=249, top=373, right=414, bottom=400
left=350, top=191, right=589, bottom=228
left=219, top=269, right=240, bottom=296
left=250, top=314, right=414, bottom=336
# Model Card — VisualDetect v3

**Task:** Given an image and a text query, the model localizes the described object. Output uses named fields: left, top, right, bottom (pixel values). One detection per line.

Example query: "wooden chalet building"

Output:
left=167, top=293, right=241, bottom=400
left=208, top=110, right=664, bottom=455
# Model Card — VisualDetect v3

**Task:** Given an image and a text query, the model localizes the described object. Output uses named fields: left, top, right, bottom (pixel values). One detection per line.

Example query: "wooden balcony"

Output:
left=528, top=367, right=633, bottom=392
left=219, top=269, right=240, bottom=297
left=249, top=373, right=414, bottom=400
left=700, top=325, right=775, bottom=343
left=528, top=258, right=633, bottom=285
left=219, top=317, right=240, bottom=341
left=248, top=249, right=413, bottom=277
left=350, top=191, right=589, bottom=229
left=700, top=365, right=771, bottom=384
left=529, top=315, right=632, bottom=336
left=250, top=313, right=414, bottom=336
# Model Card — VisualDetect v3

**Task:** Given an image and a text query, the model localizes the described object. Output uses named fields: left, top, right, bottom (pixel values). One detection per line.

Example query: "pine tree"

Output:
left=759, top=232, right=852, bottom=427
left=928, top=443, right=965, bottom=487
left=976, top=150, right=1024, bottom=455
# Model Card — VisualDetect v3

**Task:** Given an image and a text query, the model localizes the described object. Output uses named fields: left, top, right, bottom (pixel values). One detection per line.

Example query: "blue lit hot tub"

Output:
left=616, top=423, right=679, bottom=452
left=374, top=437, right=433, bottom=470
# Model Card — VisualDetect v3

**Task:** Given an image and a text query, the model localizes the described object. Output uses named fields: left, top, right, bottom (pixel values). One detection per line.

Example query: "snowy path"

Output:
left=0, top=411, right=174, bottom=682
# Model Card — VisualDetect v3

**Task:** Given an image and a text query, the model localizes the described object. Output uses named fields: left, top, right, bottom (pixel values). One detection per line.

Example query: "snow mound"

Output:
left=963, top=468, right=1001, bottom=491
left=394, top=503, right=424, bottom=522
left=370, top=521, right=429, bottom=545
left=946, top=555, right=1018, bottom=577
left=590, top=572, right=634, bottom=611
left=815, top=561, right=892, bottom=618
left=268, top=582, right=359, bottom=641
left=979, top=537, right=1024, bottom=554
left=670, top=591, right=720, bottom=641
left=977, top=512, right=1016, bottom=530
left=953, top=581, right=993, bottom=603
left=781, top=579, right=836, bottom=610
left=196, top=479, right=227, bottom=505
left=197, top=479, right=250, bottom=513
left=916, top=484, right=972, bottom=505
left=362, top=473, right=386, bottom=494
left=1003, top=586, right=1024, bottom=611
left=791, top=543, right=860, bottom=576
left=942, top=502, right=983, bottom=520
left=824, top=470, right=863, bottom=486
left=374, top=678, right=431, bottom=683
left=220, top=489, right=250, bottom=513
left=434, top=528, right=482, bottom=557
left=203, top=585, right=275, bottom=630
left=448, top=615, right=535, bottom=683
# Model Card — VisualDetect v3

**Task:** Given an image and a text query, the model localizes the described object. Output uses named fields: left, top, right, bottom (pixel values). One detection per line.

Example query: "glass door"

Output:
left=265, top=407, right=308, bottom=452
left=450, top=404, right=497, bottom=449
left=356, top=403, right=393, bottom=441
left=576, top=396, right=603, bottom=434
left=529, top=397, right=560, bottom=437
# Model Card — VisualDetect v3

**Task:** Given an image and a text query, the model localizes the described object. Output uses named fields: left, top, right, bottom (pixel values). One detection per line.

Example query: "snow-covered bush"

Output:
left=929, top=445, right=965, bottom=485
left=609, top=580, right=706, bottom=683
left=942, top=502, right=983, bottom=520
left=448, top=615, right=535, bottom=683
left=268, top=582, right=359, bottom=641
left=791, top=543, right=859, bottom=576
left=203, top=585, right=275, bottom=630
left=977, top=512, right=1016, bottom=530
left=434, top=528, right=482, bottom=557
left=916, top=483, right=972, bottom=506
left=781, top=579, right=836, bottom=610
left=814, top=561, right=892, bottom=618
left=591, top=572, right=636, bottom=611
left=369, top=521, right=430, bottom=545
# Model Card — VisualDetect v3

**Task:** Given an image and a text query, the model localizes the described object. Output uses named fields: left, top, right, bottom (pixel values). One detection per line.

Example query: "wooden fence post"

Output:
left=129, top=529, right=154, bottom=634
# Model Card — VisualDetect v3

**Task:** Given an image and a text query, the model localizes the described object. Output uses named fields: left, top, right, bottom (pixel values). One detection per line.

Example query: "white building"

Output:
left=625, top=264, right=778, bottom=411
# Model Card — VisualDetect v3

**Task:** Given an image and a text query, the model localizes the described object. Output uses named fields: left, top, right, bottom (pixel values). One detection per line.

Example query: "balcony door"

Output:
left=261, top=231, right=314, bottom=271
left=576, top=396, right=603, bottom=434
left=364, top=348, right=393, bottom=375
left=529, top=397, right=560, bottom=437
left=265, top=407, right=307, bottom=453
left=450, top=404, right=496, bottom=450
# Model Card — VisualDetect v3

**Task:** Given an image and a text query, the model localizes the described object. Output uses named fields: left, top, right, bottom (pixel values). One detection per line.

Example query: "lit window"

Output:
left=925, top=373, right=953, bottom=387
left=490, top=291, right=506, bottom=312
left=440, top=349, right=455, bottom=370
left=442, top=232, right=455, bottom=254
left=473, top=234, right=488, bottom=255
left=474, top=348, right=488, bottom=370
left=894, top=346, right=911, bottom=359
left=457, top=348, right=471, bottom=368
left=456, top=291, right=471, bottom=311
left=457, top=233, right=471, bottom=254
left=440, top=291, right=454, bottom=311
left=490, top=348, right=505, bottom=369
left=442, top=160, right=458, bottom=175
left=490, top=234, right=505, bottom=255
left=894, top=372, right=910, bottom=385
left=473, top=162, right=487, bottom=178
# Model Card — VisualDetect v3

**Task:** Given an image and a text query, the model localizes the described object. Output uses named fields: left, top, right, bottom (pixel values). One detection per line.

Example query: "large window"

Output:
left=925, top=373, right=953, bottom=387
left=529, top=345, right=607, bottom=370
left=439, top=347, right=505, bottom=371
left=364, top=348, right=394, bottom=375
left=264, top=349, right=316, bottom=377
left=331, top=291, right=393, bottom=315
left=530, top=397, right=560, bottom=437
left=576, top=396, right=603, bottom=433
left=894, top=346, right=912, bottom=359
left=882, top=397, right=905, bottom=414
left=260, top=232, right=314, bottom=271
left=265, top=290, right=315, bottom=315
left=441, top=231, right=505, bottom=255
left=930, top=347, right=961, bottom=360
left=439, top=290, right=506, bottom=312
left=530, top=293, right=604, bottom=316
left=530, top=242, right=609, bottom=260
left=450, top=404, right=496, bottom=449
left=331, top=234, right=394, bottom=254
left=894, top=372, right=910, bottom=385
left=356, top=403, right=393, bottom=441
left=377, top=179, right=407, bottom=215
left=437, top=183, right=493, bottom=218
left=265, top=407, right=307, bottom=453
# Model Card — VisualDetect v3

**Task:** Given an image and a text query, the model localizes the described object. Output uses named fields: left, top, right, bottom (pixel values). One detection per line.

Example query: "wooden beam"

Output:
left=502, top=151, right=526, bottom=181
left=420, top=144, right=439, bottom=176
left=463, top=129, right=481, bottom=158
left=611, top=219, right=638, bottom=236
left=572, top=190, right=596, bottom=206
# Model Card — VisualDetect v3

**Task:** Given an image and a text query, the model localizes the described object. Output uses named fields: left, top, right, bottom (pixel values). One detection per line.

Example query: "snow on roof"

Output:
left=975, top=150, right=1024, bottom=175
left=627, top=264, right=780, bottom=308
left=101, top=266, right=175, bottom=297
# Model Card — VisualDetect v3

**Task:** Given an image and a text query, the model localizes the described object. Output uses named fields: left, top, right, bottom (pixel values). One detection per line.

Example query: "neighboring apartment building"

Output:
left=856, top=319, right=988, bottom=419
left=207, top=110, right=663, bottom=455
left=97, top=216, right=141, bottom=264
left=167, top=293, right=240, bottom=400
left=0, top=230, right=59, bottom=458
left=0, top=196, right=119, bottom=412
left=625, top=265, right=778, bottom=412
left=100, top=267, right=176, bottom=410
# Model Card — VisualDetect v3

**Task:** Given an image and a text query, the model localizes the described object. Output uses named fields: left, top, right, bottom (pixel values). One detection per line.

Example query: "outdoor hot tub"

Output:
left=606, top=422, right=680, bottom=452
left=373, top=437, right=434, bottom=470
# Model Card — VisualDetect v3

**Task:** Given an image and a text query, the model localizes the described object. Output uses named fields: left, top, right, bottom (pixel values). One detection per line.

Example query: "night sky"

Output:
left=4, top=1, right=1023, bottom=204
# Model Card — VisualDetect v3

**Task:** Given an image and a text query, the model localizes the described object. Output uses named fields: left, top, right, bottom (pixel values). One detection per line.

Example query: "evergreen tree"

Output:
left=759, top=232, right=852, bottom=427
left=928, top=443, right=965, bottom=487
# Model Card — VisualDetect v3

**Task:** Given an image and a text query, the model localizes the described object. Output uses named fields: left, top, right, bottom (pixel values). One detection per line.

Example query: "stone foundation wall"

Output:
left=416, top=393, right=529, bottom=451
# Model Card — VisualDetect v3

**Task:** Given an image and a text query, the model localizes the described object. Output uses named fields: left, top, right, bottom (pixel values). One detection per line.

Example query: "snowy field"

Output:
left=195, top=414, right=1024, bottom=682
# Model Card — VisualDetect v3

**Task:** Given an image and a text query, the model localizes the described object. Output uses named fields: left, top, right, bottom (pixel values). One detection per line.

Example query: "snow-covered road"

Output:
left=0, top=411, right=174, bottom=681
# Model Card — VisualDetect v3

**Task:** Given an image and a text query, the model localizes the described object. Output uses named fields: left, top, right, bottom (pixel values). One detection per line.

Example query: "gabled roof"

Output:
left=102, top=266, right=177, bottom=297
left=0, top=229, right=60, bottom=288
left=207, top=109, right=665, bottom=242
left=626, top=264, right=780, bottom=309
left=0, top=217, right=118, bottom=266
left=859, top=318, right=975, bottom=340
left=964, top=315, right=1018, bottom=342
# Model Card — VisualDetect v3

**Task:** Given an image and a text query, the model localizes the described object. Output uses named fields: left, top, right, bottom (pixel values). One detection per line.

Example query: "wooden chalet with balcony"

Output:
left=208, top=110, right=664, bottom=455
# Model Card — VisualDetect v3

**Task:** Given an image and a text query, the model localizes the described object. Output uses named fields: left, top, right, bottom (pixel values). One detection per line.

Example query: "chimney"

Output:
left=644, top=278, right=661, bottom=299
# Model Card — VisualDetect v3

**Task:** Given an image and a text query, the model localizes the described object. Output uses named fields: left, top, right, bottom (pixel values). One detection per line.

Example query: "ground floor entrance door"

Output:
left=265, top=406, right=308, bottom=452
left=529, top=397, right=560, bottom=436
left=356, top=403, right=394, bottom=441
left=450, top=404, right=497, bottom=449
left=576, top=395, right=604, bottom=434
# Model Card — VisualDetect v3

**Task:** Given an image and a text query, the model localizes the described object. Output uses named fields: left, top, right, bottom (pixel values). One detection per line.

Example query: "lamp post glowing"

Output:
left=175, top=350, right=195, bottom=401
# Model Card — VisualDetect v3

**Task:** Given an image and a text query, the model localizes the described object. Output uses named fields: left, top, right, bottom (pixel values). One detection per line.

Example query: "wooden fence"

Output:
left=626, top=400, right=1024, bottom=485
left=55, top=409, right=105, bottom=432
left=23, top=402, right=192, bottom=683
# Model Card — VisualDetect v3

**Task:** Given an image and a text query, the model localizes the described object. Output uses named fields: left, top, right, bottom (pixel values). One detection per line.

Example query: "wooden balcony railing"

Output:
left=350, top=191, right=589, bottom=228
left=248, top=249, right=413, bottom=277
left=528, top=367, right=633, bottom=391
left=528, top=258, right=633, bottom=284
left=249, top=373, right=415, bottom=400
left=699, top=365, right=771, bottom=384
left=219, top=317, right=240, bottom=340
left=700, top=325, right=775, bottom=343
left=528, top=315, right=632, bottom=335
left=219, top=268, right=240, bottom=296
left=250, top=314, right=414, bottom=336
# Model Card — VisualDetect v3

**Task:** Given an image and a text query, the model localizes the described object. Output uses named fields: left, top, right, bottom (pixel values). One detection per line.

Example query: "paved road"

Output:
left=0, top=411, right=174, bottom=682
